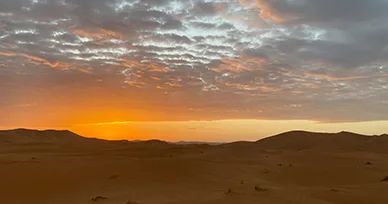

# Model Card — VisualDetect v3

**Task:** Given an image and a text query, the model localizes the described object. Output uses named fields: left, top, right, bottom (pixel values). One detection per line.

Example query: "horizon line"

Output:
left=1, top=128, right=387, bottom=143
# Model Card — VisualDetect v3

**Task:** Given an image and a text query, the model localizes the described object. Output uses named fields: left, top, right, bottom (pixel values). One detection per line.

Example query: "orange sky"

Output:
left=3, top=88, right=387, bottom=142
left=71, top=120, right=388, bottom=142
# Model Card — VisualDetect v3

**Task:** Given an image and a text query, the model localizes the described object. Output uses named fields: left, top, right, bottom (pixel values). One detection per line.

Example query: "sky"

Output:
left=1, top=0, right=388, bottom=141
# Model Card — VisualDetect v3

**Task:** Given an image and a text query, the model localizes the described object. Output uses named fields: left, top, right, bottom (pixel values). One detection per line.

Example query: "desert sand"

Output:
left=1, top=129, right=388, bottom=204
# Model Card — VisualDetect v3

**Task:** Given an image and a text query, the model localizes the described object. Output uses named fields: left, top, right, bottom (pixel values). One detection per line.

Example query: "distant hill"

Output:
left=0, top=129, right=176, bottom=151
left=172, top=141, right=223, bottom=145
left=128, top=139, right=223, bottom=145
left=255, top=130, right=388, bottom=153
left=1, top=129, right=387, bottom=153
left=0, top=129, right=89, bottom=144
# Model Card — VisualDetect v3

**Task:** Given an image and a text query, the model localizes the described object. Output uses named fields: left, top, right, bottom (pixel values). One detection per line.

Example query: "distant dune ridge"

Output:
left=0, top=128, right=108, bottom=146
left=1, top=128, right=387, bottom=153
left=255, top=130, right=388, bottom=153
left=0, top=129, right=84, bottom=143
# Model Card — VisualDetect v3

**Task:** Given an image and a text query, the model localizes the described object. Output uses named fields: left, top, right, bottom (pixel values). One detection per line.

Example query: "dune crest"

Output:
left=2, top=129, right=388, bottom=153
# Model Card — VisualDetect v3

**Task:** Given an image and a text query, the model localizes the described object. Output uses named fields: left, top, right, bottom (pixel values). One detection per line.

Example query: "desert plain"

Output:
left=1, top=129, right=388, bottom=204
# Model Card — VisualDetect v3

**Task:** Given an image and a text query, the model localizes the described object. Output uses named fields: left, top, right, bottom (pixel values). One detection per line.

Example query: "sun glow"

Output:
left=65, top=120, right=388, bottom=142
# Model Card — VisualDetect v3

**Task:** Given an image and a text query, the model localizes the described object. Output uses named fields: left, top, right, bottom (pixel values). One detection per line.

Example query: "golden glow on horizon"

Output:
left=59, top=120, right=388, bottom=142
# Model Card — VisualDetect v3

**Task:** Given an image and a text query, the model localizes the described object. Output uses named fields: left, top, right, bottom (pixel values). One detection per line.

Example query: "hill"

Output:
left=0, top=128, right=88, bottom=144
left=1, top=129, right=388, bottom=153
left=255, top=130, right=388, bottom=153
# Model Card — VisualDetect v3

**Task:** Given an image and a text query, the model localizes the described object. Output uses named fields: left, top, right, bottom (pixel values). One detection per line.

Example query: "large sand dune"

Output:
left=1, top=129, right=388, bottom=204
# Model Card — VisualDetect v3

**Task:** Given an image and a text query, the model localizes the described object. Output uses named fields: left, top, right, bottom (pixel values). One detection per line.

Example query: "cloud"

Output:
left=1, top=0, right=388, bottom=123
left=251, top=0, right=388, bottom=23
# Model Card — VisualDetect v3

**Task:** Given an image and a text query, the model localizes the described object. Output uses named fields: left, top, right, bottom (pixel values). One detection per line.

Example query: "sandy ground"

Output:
left=1, top=130, right=388, bottom=204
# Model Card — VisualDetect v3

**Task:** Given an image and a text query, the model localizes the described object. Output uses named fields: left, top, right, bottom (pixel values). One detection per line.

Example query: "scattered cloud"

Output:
left=1, top=0, right=388, bottom=123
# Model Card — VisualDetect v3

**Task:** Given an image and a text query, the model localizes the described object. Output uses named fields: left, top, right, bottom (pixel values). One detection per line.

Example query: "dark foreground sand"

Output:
left=1, top=129, right=388, bottom=204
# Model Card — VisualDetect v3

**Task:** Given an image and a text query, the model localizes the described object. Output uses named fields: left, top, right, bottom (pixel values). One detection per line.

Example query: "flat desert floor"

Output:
left=1, top=130, right=388, bottom=204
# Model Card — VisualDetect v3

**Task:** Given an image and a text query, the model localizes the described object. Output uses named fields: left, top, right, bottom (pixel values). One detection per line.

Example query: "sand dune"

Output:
left=1, top=129, right=388, bottom=204
left=254, top=130, right=388, bottom=153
